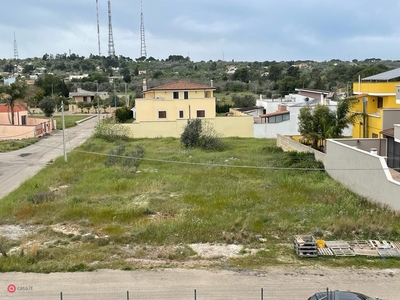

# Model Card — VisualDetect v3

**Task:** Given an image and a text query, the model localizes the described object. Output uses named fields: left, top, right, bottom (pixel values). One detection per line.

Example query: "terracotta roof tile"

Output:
left=149, top=81, right=215, bottom=91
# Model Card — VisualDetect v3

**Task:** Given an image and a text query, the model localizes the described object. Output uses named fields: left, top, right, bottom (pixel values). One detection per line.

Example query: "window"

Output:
left=179, top=110, right=184, bottom=119
left=184, top=91, right=189, bottom=99
left=158, top=111, right=167, bottom=119
left=267, top=113, right=290, bottom=123
left=377, top=97, right=383, bottom=109
left=173, top=91, right=179, bottom=99
left=196, top=110, right=205, bottom=118
left=21, top=115, right=27, bottom=125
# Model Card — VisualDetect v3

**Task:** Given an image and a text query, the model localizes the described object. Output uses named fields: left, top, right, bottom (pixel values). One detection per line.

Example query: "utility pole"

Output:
left=125, top=83, right=128, bottom=106
left=96, top=82, right=100, bottom=121
left=62, top=101, right=67, bottom=162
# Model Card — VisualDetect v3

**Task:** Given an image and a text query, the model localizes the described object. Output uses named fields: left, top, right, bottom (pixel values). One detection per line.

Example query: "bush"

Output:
left=180, top=119, right=225, bottom=151
left=231, top=94, right=256, bottom=108
left=181, top=119, right=202, bottom=148
left=115, top=107, right=131, bottom=123
left=94, top=117, right=130, bottom=142
left=104, top=144, right=145, bottom=173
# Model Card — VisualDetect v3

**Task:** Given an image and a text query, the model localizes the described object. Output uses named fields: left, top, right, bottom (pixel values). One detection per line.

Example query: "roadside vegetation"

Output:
left=0, top=138, right=38, bottom=152
left=1, top=136, right=400, bottom=272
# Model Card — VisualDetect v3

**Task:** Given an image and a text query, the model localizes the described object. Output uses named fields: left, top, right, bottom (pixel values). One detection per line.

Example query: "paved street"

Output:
left=0, top=268, right=399, bottom=300
left=1, top=117, right=399, bottom=300
left=0, top=116, right=98, bottom=199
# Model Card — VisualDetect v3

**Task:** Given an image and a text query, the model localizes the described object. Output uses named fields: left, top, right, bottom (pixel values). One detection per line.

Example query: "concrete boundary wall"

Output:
left=277, top=134, right=400, bottom=210
left=276, top=134, right=325, bottom=163
left=325, top=139, right=400, bottom=210
left=123, top=116, right=254, bottom=139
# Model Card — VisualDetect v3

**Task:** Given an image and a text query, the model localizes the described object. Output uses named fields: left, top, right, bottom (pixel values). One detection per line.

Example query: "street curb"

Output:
left=75, top=115, right=98, bottom=125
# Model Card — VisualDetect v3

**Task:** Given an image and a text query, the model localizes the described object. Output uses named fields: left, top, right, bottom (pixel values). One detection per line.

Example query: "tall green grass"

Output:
left=1, top=137, right=400, bottom=271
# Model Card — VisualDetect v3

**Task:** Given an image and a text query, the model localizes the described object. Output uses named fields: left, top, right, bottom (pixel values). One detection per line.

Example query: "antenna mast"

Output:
left=108, top=0, right=115, bottom=57
left=96, top=0, right=101, bottom=56
left=140, top=0, right=147, bottom=58
left=14, top=32, right=19, bottom=60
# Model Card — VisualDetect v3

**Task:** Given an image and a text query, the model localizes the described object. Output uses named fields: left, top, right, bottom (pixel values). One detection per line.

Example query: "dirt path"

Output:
left=0, top=267, right=398, bottom=300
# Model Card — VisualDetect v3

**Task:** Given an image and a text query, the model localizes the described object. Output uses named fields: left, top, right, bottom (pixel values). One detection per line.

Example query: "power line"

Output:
left=3, top=137, right=399, bottom=172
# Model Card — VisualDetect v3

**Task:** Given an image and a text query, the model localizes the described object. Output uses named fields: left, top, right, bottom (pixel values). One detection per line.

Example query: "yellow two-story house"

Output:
left=125, top=80, right=254, bottom=138
left=352, top=68, right=400, bottom=138
left=135, top=81, right=216, bottom=122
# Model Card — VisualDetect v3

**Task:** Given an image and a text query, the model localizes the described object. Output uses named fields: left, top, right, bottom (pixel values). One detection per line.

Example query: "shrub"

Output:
left=105, top=144, right=145, bottom=173
left=231, top=94, right=256, bottom=108
left=93, top=117, right=130, bottom=142
left=115, top=106, right=131, bottom=123
left=180, top=119, right=225, bottom=151
left=181, top=119, right=202, bottom=148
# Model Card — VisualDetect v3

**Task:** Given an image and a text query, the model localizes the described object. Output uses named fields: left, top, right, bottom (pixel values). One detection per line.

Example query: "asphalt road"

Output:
left=0, top=116, right=98, bottom=199
left=0, top=268, right=398, bottom=300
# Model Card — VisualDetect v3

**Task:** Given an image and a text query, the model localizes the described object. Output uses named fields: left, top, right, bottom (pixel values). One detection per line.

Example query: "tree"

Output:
left=232, top=68, right=250, bottom=82
left=298, top=98, right=361, bottom=150
left=77, top=102, right=85, bottom=113
left=38, top=97, right=57, bottom=117
left=231, top=94, right=256, bottom=108
left=0, top=78, right=27, bottom=124
left=35, top=74, right=69, bottom=97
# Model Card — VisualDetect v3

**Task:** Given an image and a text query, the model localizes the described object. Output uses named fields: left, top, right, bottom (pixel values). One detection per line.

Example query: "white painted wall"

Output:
left=325, top=139, right=400, bottom=210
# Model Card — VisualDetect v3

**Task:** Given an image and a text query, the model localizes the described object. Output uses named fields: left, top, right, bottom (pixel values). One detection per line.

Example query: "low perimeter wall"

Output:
left=277, top=134, right=400, bottom=210
left=276, top=134, right=326, bottom=163
left=325, top=139, right=400, bottom=210
left=123, top=116, right=254, bottom=138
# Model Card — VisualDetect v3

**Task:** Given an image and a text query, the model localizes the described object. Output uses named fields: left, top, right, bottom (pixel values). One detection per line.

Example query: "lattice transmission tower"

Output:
left=108, top=0, right=116, bottom=57
left=140, top=0, right=147, bottom=58
left=14, top=32, right=19, bottom=60
left=96, top=0, right=101, bottom=56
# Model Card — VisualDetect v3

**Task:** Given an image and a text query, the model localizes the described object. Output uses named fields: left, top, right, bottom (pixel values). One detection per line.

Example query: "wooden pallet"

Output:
left=378, top=248, right=400, bottom=257
left=349, top=241, right=379, bottom=256
left=325, top=241, right=355, bottom=257
left=390, top=241, right=400, bottom=250
left=294, top=235, right=318, bottom=257
left=318, top=247, right=334, bottom=256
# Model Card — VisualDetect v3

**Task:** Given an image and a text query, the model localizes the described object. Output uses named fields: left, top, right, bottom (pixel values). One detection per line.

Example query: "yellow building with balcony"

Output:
left=352, top=68, right=400, bottom=138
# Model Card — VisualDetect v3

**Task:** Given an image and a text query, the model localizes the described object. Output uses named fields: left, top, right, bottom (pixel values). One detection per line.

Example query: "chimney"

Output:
left=210, top=79, right=213, bottom=87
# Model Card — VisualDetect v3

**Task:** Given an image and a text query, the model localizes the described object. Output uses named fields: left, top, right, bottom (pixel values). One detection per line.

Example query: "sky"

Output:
left=2, top=0, right=400, bottom=62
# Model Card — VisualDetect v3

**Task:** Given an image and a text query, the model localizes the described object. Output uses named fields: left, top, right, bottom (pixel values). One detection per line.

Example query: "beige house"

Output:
left=69, top=88, right=109, bottom=103
left=0, top=104, right=55, bottom=140
left=124, top=81, right=253, bottom=138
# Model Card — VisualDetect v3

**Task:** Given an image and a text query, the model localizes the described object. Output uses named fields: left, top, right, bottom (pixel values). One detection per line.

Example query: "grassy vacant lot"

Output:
left=33, top=115, right=90, bottom=129
left=0, top=137, right=400, bottom=272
